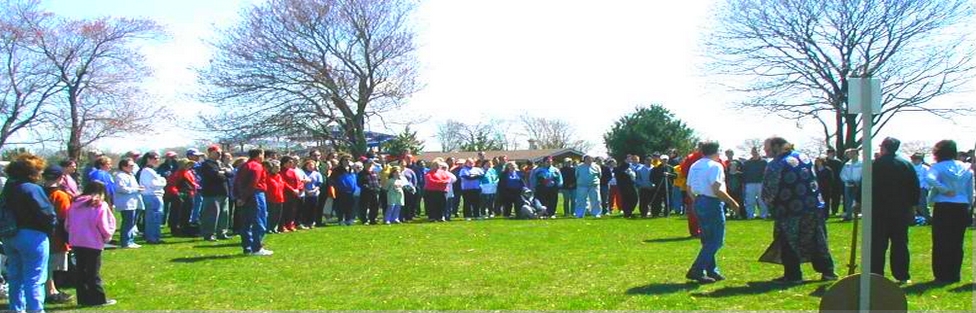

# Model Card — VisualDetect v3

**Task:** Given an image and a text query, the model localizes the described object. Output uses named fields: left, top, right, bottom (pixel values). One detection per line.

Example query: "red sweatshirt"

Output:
left=424, top=168, right=452, bottom=192
left=166, top=168, right=198, bottom=196
left=234, top=159, right=267, bottom=201
left=281, top=168, right=302, bottom=199
left=679, top=151, right=704, bottom=191
left=264, top=173, right=285, bottom=204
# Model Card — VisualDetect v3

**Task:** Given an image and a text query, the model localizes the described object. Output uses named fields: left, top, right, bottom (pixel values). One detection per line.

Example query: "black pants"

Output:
left=402, top=191, right=417, bottom=221
left=651, top=186, right=667, bottom=217
left=619, top=185, right=638, bottom=217
left=74, top=247, right=107, bottom=306
left=536, top=186, right=558, bottom=217
left=828, top=182, right=841, bottom=215
left=461, top=189, right=481, bottom=218
left=168, top=193, right=193, bottom=236
left=335, top=192, right=356, bottom=223
left=498, top=188, right=520, bottom=217
left=870, top=216, right=911, bottom=281
left=303, top=195, right=321, bottom=226
left=638, top=187, right=654, bottom=217
left=425, top=190, right=446, bottom=221
left=267, top=202, right=283, bottom=232
left=360, top=190, right=380, bottom=224
left=932, top=202, right=970, bottom=282
left=780, top=234, right=834, bottom=280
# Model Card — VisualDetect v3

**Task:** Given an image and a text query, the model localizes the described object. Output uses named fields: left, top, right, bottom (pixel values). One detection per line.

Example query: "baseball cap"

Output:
left=43, top=165, right=64, bottom=180
left=207, top=144, right=221, bottom=153
left=165, top=151, right=178, bottom=158
left=186, top=148, right=204, bottom=157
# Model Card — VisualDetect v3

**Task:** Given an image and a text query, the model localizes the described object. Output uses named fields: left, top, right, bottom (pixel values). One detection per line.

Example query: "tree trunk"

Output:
left=67, top=88, right=83, bottom=160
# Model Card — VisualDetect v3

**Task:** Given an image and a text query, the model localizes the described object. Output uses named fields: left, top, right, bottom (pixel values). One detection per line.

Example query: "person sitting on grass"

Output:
left=517, top=188, right=547, bottom=220
left=65, top=181, right=117, bottom=307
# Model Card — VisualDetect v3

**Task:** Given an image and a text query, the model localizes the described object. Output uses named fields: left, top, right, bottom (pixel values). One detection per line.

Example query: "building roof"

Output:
left=415, top=148, right=585, bottom=163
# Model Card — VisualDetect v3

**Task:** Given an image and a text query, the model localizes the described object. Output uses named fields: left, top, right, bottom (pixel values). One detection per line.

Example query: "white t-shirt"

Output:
left=688, top=158, right=725, bottom=198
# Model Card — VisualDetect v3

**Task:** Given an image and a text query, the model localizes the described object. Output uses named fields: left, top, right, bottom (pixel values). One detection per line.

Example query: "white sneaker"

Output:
left=123, top=243, right=142, bottom=249
left=250, top=249, right=274, bottom=256
left=595, top=215, right=602, bottom=218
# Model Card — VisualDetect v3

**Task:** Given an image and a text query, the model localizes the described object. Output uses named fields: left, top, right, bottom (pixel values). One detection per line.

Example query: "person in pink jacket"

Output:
left=65, top=181, right=118, bottom=307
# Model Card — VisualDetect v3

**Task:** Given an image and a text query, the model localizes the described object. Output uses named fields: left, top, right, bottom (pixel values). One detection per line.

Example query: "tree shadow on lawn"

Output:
left=691, top=280, right=818, bottom=298
left=627, top=282, right=702, bottom=295
left=902, top=280, right=956, bottom=295
left=171, top=254, right=247, bottom=263
left=643, top=237, right=696, bottom=243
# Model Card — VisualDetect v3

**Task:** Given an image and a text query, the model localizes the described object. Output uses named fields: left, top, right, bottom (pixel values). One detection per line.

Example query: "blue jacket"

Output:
left=500, top=171, right=525, bottom=191
left=4, top=180, right=56, bottom=235
left=330, top=169, right=359, bottom=195
left=87, top=169, right=116, bottom=199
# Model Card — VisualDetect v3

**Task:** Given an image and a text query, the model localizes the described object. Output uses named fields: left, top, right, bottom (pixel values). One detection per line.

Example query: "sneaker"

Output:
left=821, top=274, right=839, bottom=281
left=46, top=292, right=73, bottom=304
left=707, top=272, right=726, bottom=282
left=123, top=243, right=142, bottom=249
left=298, top=225, right=308, bottom=230
left=217, top=234, right=231, bottom=240
left=595, top=215, right=602, bottom=218
left=772, top=276, right=803, bottom=284
left=250, top=249, right=274, bottom=256
left=100, top=299, right=118, bottom=307
left=896, top=279, right=912, bottom=285
left=204, top=236, right=217, bottom=242
left=686, top=270, right=717, bottom=284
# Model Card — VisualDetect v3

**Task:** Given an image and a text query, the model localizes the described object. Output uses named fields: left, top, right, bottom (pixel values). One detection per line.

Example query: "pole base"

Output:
left=819, top=273, right=907, bottom=312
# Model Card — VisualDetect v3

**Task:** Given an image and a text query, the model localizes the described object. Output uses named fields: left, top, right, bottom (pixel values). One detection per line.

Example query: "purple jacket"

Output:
left=65, top=195, right=117, bottom=250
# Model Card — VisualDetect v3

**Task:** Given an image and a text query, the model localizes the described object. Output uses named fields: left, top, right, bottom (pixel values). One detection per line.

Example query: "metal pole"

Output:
left=859, top=78, right=874, bottom=313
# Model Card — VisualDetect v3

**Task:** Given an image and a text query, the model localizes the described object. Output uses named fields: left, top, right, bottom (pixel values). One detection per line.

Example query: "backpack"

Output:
left=0, top=183, right=19, bottom=238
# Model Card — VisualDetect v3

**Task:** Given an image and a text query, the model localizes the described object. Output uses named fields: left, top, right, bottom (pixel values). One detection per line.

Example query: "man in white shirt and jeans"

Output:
left=685, top=141, right=740, bottom=283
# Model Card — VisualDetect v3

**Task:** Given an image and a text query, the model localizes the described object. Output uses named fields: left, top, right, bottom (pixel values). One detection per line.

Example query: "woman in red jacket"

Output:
left=279, top=156, right=303, bottom=232
left=423, top=160, right=452, bottom=222
left=166, top=159, right=198, bottom=237
left=262, top=160, right=285, bottom=234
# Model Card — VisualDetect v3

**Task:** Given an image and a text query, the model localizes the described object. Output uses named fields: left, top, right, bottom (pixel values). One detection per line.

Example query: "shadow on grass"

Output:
left=48, top=304, right=82, bottom=312
left=171, top=254, right=246, bottom=263
left=643, top=237, right=696, bottom=243
left=691, top=281, right=811, bottom=298
left=902, top=280, right=955, bottom=295
left=626, top=282, right=701, bottom=295
left=948, top=282, right=973, bottom=293
left=193, top=242, right=241, bottom=249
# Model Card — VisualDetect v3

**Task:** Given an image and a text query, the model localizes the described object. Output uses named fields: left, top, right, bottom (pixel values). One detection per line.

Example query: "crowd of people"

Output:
left=0, top=136, right=972, bottom=311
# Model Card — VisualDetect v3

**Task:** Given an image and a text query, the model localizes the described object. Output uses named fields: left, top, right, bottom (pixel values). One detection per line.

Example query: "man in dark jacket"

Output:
left=825, top=147, right=845, bottom=216
left=199, top=145, right=233, bottom=241
left=559, top=158, right=577, bottom=217
left=871, top=137, right=920, bottom=284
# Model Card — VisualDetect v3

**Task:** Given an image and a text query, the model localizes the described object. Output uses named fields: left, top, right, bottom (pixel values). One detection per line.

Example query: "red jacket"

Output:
left=424, top=168, right=452, bottom=192
left=234, top=159, right=267, bottom=201
left=166, top=168, right=198, bottom=196
left=282, top=168, right=302, bottom=199
left=264, top=173, right=285, bottom=204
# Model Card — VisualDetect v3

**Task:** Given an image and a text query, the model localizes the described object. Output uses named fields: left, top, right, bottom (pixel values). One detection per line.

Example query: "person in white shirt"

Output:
left=114, top=158, right=145, bottom=248
left=839, top=148, right=862, bottom=221
left=137, top=152, right=168, bottom=244
left=684, top=142, right=740, bottom=284
left=574, top=155, right=603, bottom=218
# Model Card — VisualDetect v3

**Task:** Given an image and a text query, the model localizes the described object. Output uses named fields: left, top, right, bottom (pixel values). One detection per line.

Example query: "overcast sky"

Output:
left=39, top=0, right=976, bottom=157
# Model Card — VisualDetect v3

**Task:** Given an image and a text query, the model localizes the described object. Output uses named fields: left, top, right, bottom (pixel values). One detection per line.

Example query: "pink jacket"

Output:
left=65, top=195, right=117, bottom=250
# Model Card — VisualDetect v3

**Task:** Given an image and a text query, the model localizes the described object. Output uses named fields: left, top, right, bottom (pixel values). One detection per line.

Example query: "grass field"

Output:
left=7, top=212, right=975, bottom=311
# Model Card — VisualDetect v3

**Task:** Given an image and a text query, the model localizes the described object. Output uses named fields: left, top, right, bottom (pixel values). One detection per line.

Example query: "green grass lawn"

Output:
left=10, top=212, right=975, bottom=310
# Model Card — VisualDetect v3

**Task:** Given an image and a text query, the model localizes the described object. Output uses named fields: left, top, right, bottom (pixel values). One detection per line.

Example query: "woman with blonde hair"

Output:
left=1, top=154, right=56, bottom=311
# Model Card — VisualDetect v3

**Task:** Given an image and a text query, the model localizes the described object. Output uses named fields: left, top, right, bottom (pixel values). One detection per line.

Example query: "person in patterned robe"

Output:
left=760, top=137, right=837, bottom=283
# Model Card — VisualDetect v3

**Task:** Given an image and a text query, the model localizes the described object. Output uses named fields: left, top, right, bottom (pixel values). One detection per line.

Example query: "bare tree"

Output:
left=519, top=114, right=592, bottom=152
left=900, top=140, right=931, bottom=157
left=199, top=0, right=420, bottom=157
left=436, top=119, right=505, bottom=152
left=0, top=0, right=61, bottom=151
left=25, top=11, right=166, bottom=159
left=708, top=0, right=976, bottom=153
left=735, top=138, right=764, bottom=156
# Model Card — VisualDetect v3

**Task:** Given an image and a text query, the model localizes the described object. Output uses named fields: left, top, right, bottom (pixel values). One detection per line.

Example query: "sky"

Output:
left=35, top=0, right=976, bottom=157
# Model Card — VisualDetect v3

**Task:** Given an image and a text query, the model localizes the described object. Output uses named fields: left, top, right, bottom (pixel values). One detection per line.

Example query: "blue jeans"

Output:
left=4, top=229, right=50, bottom=312
left=143, top=195, right=164, bottom=242
left=240, top=192, right=268, bottom=253
left=690, top=196, right=725, bottom=275
left=575, top=185, right=601, bottom=217
left=120, top=210, right=138, bottom=247
left=843, top=185, right=858, bottom=219
left=670, top=188, right=684, bottom=214
left=190, top=192, right=203, bottom=224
